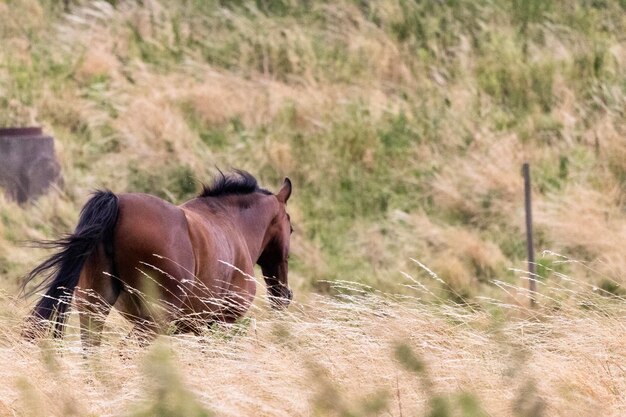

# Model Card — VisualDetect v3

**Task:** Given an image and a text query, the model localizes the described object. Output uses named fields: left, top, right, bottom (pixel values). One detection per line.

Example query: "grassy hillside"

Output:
left=1, top=1, right=626, bottom=416
left=1, top=0, right=626, bottom=297
left=2, top=0, right=626, bottom=300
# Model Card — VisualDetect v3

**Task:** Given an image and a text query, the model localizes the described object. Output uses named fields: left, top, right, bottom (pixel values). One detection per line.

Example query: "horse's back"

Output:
left=115, top=193, right=191, bottom=255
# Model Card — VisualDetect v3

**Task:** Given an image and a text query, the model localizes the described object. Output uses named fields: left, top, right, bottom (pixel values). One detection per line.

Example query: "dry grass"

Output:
left=1, top=272, right=625, bottom=417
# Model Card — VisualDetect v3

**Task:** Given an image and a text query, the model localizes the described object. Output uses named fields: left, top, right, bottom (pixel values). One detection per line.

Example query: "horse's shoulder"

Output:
left=180, top=200, right=230, bottom=232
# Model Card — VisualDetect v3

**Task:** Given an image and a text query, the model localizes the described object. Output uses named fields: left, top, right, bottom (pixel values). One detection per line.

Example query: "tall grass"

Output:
left=1, top=265, right=625, bottom=416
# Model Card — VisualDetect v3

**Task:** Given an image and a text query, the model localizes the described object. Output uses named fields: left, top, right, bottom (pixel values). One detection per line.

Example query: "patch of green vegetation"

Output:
left=535, top=254, right=569, bottom=281
left=379, top=112, right=419, bottom=154
left=597, top=279, right=624, bottom=297
left=394, top=342, right=491, bottom=417
left=129, top=164, right=197, bottom=203
left=127, top=17, right=185, bottom=70
left=476, top=37, right=555, bottom=116
left=126, top=344, right=214, bottom=417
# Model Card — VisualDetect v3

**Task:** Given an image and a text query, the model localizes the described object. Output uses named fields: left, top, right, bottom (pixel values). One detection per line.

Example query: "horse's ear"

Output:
left=277, top=177, right=292, bottom=203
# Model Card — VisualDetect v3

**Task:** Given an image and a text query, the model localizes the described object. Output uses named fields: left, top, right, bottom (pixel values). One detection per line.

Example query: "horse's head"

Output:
left=257, top=178, right=293, bottom=310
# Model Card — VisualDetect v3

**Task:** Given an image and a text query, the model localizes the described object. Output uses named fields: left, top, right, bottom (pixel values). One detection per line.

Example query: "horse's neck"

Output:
left=229, top=196, right=276, bottom=261
left=188, top=195, right=275, bottom=262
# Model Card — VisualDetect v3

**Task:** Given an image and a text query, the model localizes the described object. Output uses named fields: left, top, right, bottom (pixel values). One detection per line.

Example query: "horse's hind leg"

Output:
left=75, top=245, right=121, bottom=349
left=114, top=256, right=195, bottom=345
left=115, top=290, right=170, bottom=348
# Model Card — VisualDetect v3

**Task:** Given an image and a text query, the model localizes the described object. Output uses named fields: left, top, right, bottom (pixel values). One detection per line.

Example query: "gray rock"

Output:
left=0, top=127, right=62, bottom=204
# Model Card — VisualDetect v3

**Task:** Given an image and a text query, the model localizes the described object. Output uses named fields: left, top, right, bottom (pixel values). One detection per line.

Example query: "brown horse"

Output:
left=22, top=170, right=293, bottom=346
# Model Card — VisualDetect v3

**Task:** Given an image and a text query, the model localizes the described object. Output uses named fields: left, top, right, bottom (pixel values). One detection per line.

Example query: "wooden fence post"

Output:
left=522, top=163, right=537, bottom=307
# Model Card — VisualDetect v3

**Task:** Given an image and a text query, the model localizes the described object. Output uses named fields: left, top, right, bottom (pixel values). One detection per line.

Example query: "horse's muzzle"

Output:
left=269, top=287, right=292, bottom=310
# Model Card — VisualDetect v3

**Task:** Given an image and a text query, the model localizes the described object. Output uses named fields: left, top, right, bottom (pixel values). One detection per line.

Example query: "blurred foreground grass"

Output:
left=1, top=268, right=625, bottom=416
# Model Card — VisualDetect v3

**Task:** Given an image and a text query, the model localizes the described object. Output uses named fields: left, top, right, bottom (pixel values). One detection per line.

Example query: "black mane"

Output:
left=200, top=170, right=271, bottom=198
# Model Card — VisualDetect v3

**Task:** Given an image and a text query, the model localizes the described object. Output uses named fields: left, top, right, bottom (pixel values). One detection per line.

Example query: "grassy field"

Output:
left=1, top=275, right=625, bottom=416
left=1, top=0, right=625, bottom=415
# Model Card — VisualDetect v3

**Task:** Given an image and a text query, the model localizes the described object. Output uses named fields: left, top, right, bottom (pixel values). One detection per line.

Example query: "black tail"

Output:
left=22, top=190, right=119, bottom=338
